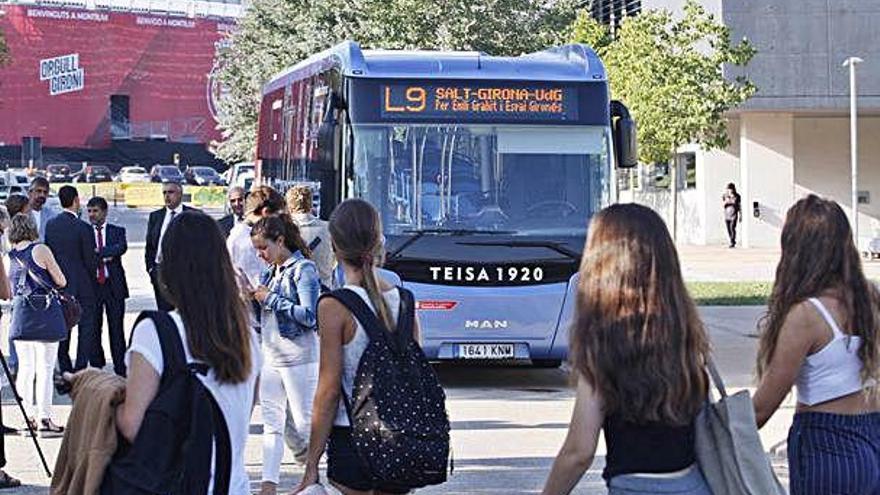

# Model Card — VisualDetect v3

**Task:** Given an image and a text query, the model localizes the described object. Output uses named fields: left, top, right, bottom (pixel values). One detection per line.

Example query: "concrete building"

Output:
left=612, top=0, right=880, bottom=248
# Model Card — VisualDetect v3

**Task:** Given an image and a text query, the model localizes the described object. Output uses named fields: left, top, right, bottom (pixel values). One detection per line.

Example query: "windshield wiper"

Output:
left=455, top=240, right=581, bottom=262
left=387, top=228, right=514, bottom=261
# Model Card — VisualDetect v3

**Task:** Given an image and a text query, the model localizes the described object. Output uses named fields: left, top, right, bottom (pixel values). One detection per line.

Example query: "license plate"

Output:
left=457, top=343, right=515, bottom=359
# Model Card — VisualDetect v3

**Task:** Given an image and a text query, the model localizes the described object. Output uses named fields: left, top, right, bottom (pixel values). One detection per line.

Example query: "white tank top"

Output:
left=795, top=298, right=866, bottom=406
left=333, top=285, right=401, bottom=426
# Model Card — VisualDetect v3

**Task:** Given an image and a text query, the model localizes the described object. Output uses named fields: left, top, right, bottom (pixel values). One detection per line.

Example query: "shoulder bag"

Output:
left=9, top=256, right=69, bottom=342
left=694, top=357, right=787, bottom=495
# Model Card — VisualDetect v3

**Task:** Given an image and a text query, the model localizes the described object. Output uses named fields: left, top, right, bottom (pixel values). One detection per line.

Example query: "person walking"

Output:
left=45, top=186, right=98, bottom=373
left=227, top=185, right=309, bottom=463
left=115, top=211, right=260, bottom=494
left=9, top=213, right=68, bottom=437
left=249, top=215, right=320, bottom=495
left=218, top=186, right=246, bottom=238
left=145, top=182, right=193, bottom=311
left=295, top=199, right=426, bottom=495
left=722, top=183, right=741, bottom=248
left=86, top=197, right=129, bottom=376
left=28, top=177, right=57, bottom=241
left=542, top=203, right=712, bottom=495
left=287, top=185, right=335, bottom=289
left=753, top=195, right=880, bottom=495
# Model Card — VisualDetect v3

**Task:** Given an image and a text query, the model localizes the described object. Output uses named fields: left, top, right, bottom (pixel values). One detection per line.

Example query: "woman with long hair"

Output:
left=249, top=215, right=320, bottom=495
left=543, top=203, right=711, bottom=495
left=295, top=199, right=421, bottom=495
left=753, top=195, right=880, bottom=495
left=8, top=213, right=67, bottom=436
left=115, top=211, right=260, bottom=493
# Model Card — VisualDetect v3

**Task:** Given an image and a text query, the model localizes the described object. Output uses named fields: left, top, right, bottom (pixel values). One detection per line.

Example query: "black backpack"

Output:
left=101, top=311, right=232, bottom=495
left=322, top=287, right=450, bottom=491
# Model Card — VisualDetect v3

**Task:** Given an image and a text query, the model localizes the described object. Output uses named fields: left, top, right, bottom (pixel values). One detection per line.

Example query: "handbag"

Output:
left=9, top=257, right=68, bottom=343
left=695, top=357, right=787, bottom=495
left=14, top=256, right=82, bottom=330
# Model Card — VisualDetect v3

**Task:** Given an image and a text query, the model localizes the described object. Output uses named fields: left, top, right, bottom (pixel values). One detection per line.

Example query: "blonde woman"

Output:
left=8, top=213, right=67, bottom=436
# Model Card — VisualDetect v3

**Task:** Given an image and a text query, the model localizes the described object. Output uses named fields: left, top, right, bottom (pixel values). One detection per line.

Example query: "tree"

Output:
left=571, top=1, right=756, bottom=164
left=0, top=27, right=10, bottom=67
left=212, top=0, right=579, bottom=163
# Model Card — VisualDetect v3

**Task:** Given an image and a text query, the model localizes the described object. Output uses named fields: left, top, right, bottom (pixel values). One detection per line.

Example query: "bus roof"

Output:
left=263, top=41, right=606, bottom=95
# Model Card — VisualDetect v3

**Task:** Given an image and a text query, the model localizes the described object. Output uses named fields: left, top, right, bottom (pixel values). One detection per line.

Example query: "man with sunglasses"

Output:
left=218, top=186, right=246, bottom=238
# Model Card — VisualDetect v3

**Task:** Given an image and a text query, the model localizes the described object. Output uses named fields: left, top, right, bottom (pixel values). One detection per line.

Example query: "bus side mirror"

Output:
left=611, top=100, right=638, bottom=169
left=317, top=92, right=342, bottom=169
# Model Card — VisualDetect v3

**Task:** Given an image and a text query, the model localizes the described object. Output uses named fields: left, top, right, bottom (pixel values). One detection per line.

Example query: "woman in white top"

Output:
left=295, top=199, right=421, bottom=495
left=117, top=211, right=260, bottom=494
left=753, top=195, right=880, bottom=495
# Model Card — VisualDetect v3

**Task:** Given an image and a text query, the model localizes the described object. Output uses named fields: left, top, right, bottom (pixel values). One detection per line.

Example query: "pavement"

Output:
left=0, top=210, right=807, bottom=493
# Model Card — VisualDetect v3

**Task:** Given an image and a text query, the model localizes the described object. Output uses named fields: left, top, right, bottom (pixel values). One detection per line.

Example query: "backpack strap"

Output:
left=321, top=288, right=394, bottom=348
left=132, top=311, right=233, bottom=494
left=308, top=236, right=321, bottom=251
left=133, top=311, right=187, bottom=380
left=394, top=288, right=416, bottom=351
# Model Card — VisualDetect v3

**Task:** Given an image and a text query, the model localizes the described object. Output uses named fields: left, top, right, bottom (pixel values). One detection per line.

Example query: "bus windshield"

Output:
left=351, top=124, right=611, bottom=237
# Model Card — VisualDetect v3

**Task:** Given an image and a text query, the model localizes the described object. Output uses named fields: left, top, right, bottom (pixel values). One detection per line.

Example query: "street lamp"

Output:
left=843, top=56, right=863, bottom=247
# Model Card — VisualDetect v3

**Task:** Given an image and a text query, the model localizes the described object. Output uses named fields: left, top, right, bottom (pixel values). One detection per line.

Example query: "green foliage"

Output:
left=0, top=28, right=10, bottom=67
left=571, top=1, right=756, bottom=164
left=212, top=0, right=579, bottom=163
left=687, top=281, right=770, bottom=306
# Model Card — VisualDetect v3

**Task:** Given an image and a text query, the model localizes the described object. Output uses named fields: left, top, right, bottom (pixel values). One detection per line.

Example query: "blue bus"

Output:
left=257, top=41, right=636, bottom=367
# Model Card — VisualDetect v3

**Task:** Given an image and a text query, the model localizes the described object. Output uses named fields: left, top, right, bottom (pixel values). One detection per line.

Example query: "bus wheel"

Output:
left=531, top=359, right=562, bottom=369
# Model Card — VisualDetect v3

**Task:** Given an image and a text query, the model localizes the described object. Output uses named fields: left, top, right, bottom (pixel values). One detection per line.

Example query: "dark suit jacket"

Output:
left=95, top=223, right=129, bottom=300
left=145, top=205, right=196, bottom=275
left=218, top=214, right=235, bottom=238
left=45, top=211, right=98, bottom=302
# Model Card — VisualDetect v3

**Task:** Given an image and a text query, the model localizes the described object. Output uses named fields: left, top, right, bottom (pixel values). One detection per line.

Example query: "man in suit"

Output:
left=45, top=186, right=98, bottom=373
left=87, top=196, right=129, bottom=376
left=145, top=182, right=193, bottom=311
left=217, top=186, right=245, bottom=238
left=28, top=177, right=58, bottom=240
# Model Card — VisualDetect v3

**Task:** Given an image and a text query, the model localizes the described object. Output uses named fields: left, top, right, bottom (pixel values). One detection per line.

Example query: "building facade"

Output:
left=616, top=0, right=880, bottom=249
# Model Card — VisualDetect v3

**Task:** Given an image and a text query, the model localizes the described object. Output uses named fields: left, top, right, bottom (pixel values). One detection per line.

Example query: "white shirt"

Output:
left=155, top=207, right=182, bottom=264
left=226, top=222, right=266, bottom=330
left=93, top=223, right=110, bottom=280
left=32, top=209, right=42, bottom=237
left=126, top=311, right=261, bottom=495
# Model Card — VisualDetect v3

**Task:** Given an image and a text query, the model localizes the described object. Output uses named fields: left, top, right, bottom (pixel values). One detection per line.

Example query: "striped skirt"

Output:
left=788, top=411, right=880, bottom=495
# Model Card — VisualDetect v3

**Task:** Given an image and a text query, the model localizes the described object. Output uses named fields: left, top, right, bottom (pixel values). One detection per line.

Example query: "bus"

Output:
left=257, top=41, right=636, bottom=367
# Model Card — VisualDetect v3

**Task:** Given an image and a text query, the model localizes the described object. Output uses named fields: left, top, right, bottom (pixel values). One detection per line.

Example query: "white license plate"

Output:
left=457, top=343, right=515, bottom=359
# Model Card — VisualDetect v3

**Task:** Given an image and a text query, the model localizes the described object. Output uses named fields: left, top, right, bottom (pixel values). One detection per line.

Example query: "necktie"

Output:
left=96, top=225, right=107, bottom=284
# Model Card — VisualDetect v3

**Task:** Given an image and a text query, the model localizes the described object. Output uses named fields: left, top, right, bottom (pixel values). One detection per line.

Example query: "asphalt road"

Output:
left=0, top=207, right=792, bottom=494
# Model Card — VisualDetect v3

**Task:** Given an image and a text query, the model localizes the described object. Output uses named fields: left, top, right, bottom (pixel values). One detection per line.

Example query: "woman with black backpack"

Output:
left=294, top=199, right=449, bottom=495
left=111, top=211, right=260, bottom=494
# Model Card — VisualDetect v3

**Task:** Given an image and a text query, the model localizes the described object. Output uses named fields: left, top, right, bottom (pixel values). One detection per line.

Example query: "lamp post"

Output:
left=843, top=56, right=863, bottom=247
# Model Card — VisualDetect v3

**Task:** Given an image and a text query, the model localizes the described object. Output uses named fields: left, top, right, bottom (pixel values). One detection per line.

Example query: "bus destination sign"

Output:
left=380, top=84, right=578, bottom=121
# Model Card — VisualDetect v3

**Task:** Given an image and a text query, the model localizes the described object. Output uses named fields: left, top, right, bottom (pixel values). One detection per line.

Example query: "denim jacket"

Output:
left=260, top=251, right=320, bottom=339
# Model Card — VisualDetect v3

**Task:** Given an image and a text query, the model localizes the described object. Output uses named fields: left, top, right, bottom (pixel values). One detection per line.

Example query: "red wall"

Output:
left=0, top=4, right=233, bottom=149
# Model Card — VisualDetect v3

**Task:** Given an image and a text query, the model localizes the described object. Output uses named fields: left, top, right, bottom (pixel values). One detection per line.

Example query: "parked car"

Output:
left=6, top=169, right=30, bottom=187
left=150, top=165, right=185, bottom=184
left=117, top=166, right=151, bottom=183
left=0, top=185, right=24, bottom=202
left=184, top=166, right=225, bottom=186
left=227, top=162, right=255, bottom=190
left=74, top=165, right=114, bottom=183
left=45, top=164, right=73, bottom=183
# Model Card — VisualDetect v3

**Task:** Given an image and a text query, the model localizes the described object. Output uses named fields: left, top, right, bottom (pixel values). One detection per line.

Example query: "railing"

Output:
left=0, top=0, right=245, bottom=18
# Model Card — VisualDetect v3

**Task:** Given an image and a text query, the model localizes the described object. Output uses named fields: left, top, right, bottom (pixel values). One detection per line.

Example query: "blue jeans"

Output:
left=608, top=465, right=712, bottom=495
left=788, top=411, right=880, bottom=495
